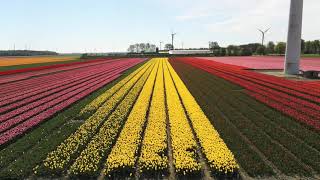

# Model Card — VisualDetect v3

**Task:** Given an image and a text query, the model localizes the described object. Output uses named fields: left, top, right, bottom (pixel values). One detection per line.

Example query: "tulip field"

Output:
left=0, top=57, right=319, bottom=179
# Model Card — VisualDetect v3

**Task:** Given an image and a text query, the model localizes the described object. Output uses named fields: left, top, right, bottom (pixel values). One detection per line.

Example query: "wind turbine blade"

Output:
left=265, top=27, right=271, bottom=33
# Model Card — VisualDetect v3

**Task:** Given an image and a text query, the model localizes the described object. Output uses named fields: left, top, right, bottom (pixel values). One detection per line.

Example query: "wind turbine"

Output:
left=258, top=27, right=271, bottom=46
left=160, top=41, right=163, bottom=50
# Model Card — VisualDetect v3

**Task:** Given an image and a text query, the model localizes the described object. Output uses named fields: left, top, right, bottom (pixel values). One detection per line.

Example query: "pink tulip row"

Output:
left=175, top=57, right=320, bottom=130
left=0, top=74, right=120, bottom=145
left=0, top=58, right=129, bottom=95
left=0, top=58, right=145, bottom=146
left=0, top=70, right=120, bottom=133
left=0, top=58, right=116, bottom=85
left=0, top=65, right=128, bottom=123
left=0, top=60, right=138, bottom=106
left=0, top=57, right=114, bottom=76
left=0, top=64, right=126, bottom=113
left=200, top=56, right=320, bottom=71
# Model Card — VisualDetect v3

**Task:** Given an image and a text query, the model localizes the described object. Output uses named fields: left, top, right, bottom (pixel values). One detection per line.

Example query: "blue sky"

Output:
left=1, top=0, right=319, bottom=53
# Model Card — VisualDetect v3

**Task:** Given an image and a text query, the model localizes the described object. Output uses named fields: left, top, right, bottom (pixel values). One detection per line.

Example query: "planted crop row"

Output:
left=42, top=60, right=154, bottom=175
left=163, top=60, right=201, bottom=176
left=104, top=59, right=159, bottom=177
left=138, top=59, right=168, bottom=175
left=79, top=60, right=152, bottom=117
left=67, top=60, right=155, bottom=176
left=166, top=60, right=238, bottom=174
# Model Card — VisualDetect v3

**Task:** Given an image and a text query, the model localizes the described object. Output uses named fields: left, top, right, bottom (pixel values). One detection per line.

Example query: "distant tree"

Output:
left=227, top=45, right=241, bottom=56
left=314, top=40, right=320, bottom=54
left=275, top=42, right=286, bottom=55
left=266, top=41, right=275, bottom=54
left=164, top=44, right=173, bottom=50
left=209, top=41, right=220, bottom=50
left=301, top=39, right=305, bottom=53
left=220, top=48, right=227, bottom=56
left=240, top=47, right=253, bottom=56
left=256, top=45, right=266, bottom=55
left=127, top=45, right=135, bottom=53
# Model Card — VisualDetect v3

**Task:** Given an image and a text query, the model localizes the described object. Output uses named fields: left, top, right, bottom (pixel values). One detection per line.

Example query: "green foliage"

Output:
left=274, top=42, right=286, bottom=55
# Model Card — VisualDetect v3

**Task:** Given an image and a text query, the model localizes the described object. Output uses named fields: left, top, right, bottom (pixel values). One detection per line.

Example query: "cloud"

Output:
left=170, top=0, right=320, bottom=46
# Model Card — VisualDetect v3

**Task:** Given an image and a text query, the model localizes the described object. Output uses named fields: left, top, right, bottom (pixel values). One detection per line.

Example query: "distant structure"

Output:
left=258, top=28, right=270, bottom=46
left=284, top=0, right=304, bottom=75
left=169, top=49, right=211, bottom=55
left=171, top=32, right=176, bottom=50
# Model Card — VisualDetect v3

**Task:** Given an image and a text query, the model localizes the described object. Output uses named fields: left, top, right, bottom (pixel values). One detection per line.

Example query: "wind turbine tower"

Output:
left=258, top=28, right=270, bottom=46
left=284, top=0, right=304, bottom=75
left=171, top=32, right=176, bottom=50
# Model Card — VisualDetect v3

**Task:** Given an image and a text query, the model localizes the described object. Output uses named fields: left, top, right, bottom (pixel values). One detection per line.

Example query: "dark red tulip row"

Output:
left=248, top=92, right=320, bottom=130
left=0, top=58, right=145, bottom=146
left=0, top=59, right=139, bottom=106
left=174, top=57, right=320, bottom=130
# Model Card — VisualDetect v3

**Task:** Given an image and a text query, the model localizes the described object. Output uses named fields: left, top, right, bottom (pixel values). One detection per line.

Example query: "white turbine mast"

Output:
left=284, top=0, right=304, bottom=75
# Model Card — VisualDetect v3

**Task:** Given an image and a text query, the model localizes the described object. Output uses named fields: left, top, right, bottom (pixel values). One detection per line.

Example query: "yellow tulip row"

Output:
left=165, top=60, right=239, bottom=174
left=68, top=60, right=157, bottom=175
left=42, top=60, right=153, bottom=172
left=79, top=60, right=152, bottom=116
left=103, top=59, right=160, bottom=176
left=138, top=59, right=168, bottom=173
left=163, top=59, right=201, bottom=175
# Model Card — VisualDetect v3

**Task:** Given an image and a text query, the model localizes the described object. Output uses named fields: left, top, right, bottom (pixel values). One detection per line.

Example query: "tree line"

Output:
left=0, top=50, right=58, bottom=56
left=127, top=43, right=157, bottom=53
left=209, top=39, right=320, bottom=56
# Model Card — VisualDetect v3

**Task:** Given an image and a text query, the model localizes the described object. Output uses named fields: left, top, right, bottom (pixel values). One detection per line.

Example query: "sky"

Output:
left=0, top=0, right=319, bottom=53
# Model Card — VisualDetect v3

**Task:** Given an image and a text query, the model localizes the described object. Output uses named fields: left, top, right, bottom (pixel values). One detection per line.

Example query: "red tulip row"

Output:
left=0, top=58, right=123, bottom=95
left=248, top=92, right=320, bottom=130
left=0, top=58, right=144, bottom=146
left=0, top=59, right=138, bottom=107
left=201, top=60, right=320, bottom=102
left=175, top=57, right=320, bottom=130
